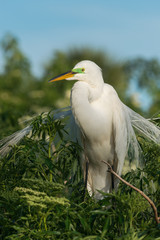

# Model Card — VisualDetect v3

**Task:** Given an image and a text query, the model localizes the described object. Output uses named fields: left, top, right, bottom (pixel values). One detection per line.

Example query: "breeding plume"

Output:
left=1, top=60, right=160, bottom=199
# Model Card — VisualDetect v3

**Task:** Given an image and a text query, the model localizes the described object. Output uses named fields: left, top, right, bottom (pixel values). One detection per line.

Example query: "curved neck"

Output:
left=88, top=83, right=103, bottom=102
left=70, top=81, right=104, bottom=136
left=71, top=81, right=103, bottom=104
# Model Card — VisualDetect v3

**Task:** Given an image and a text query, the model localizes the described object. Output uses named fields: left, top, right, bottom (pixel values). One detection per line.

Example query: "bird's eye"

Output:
left=82, top=68, right=85, bottom=72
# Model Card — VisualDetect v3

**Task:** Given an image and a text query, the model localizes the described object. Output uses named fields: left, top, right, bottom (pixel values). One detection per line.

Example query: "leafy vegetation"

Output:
left=0, top=34, right=160, bottom=239
left=0, top=113, right=160, bottom=239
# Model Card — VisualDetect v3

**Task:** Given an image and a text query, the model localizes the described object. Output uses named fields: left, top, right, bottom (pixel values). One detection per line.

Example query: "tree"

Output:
left=0, top=33, right=32, bottom=91
left=0, top=34, right=34, bottom=136
left=124, top=58, right=160, bottom=115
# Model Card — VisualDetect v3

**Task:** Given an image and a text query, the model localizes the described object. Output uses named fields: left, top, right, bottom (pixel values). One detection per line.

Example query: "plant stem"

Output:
left=48, top=136, right=53, bottom=182
left=102, top=160, right=160, bottom=225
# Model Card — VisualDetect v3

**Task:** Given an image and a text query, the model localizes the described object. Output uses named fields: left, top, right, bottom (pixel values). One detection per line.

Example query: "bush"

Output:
left=0, top=113, right=160, bottom=239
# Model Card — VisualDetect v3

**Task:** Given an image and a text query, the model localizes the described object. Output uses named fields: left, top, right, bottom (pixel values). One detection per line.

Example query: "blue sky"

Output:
left=0, top=0, right=160, bottom=77
left=1, top=0, right=160, bottom=109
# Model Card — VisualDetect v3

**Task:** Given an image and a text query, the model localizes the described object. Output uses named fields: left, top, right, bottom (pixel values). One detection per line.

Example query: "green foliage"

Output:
left=0, top=33, right=32, bottom=90
left=0, top=113, right=160, bottom=239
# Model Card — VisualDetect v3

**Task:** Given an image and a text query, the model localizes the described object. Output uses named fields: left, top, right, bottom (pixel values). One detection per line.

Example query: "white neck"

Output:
left=70, top=81, right=104, bottom=136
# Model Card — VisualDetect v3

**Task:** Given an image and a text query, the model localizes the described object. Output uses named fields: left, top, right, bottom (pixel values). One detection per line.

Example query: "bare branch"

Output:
left=102, top=160, right=160, bottom=224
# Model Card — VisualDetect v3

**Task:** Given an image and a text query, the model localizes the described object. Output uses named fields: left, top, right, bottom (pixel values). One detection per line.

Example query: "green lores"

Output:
left=72, top=68, right=85, bottom=74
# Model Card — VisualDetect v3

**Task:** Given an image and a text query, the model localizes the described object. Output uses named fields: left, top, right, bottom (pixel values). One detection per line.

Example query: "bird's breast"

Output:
left=71, top=82, right=115, bottom=139
left=82, top=97, right=113, bottom=141
left=71, top=82, right=116, bottom=165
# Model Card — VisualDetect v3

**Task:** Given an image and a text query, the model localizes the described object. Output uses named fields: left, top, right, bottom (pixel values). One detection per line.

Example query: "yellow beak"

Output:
left=49, top=71, right=75, bottom=83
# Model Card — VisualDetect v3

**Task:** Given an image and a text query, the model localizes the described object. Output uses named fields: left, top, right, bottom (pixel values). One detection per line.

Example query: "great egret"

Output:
left=0, top=60, right=160, bottom=199
left=50, top=60, right=130, bottom=198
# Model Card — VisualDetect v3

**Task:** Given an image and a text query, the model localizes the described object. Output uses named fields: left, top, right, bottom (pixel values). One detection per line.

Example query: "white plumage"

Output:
left=0, top=60, right=160, bottom=199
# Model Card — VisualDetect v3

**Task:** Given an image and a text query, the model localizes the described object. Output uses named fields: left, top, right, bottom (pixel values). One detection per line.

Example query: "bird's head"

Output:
left=49, top=60, right=103, bottom=86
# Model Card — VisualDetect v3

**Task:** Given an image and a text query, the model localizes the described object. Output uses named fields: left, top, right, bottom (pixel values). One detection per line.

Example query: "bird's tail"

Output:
left=126, top=106, right=160, bottom=144
left=0, top=126, right=32, bottom=157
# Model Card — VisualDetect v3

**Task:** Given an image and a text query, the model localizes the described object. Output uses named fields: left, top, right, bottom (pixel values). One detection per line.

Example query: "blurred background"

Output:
left=0, top=0, right=160, bottom=137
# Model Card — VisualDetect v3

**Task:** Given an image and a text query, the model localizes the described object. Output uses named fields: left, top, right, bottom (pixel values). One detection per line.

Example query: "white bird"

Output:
left=48, top=60, right=160, bottom=199
left=1, top=60, right=160, bottom=199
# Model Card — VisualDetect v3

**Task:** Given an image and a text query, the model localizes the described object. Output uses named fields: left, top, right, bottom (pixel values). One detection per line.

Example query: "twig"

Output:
left=102, top=160, right=160, bottom=225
